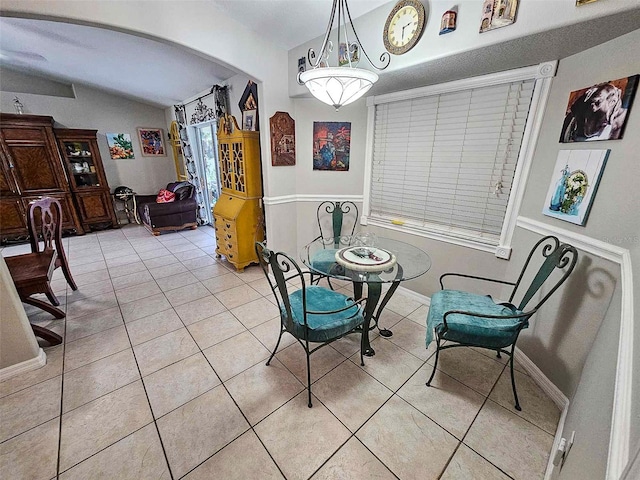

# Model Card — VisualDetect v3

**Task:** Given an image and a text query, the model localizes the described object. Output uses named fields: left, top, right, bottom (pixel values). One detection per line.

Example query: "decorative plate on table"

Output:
left=335, top=246, right=397, bottom=272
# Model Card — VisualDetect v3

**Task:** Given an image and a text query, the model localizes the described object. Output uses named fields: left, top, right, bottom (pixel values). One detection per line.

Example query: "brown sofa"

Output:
left=136, top=182, right=198, bottom=235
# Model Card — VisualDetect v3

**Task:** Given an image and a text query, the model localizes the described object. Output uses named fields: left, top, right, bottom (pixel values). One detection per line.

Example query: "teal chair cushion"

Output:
left=310, top=249, right=338, bottom=275
left=426, top=289, right=527, bottom=349
left=285, top=285, right=363, bottom=342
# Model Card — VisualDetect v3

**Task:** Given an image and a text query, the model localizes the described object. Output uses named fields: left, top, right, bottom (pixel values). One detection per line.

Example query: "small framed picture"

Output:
left=542, top=149, right=609, bottom=226
left=106, top=133, right=135, bottom=159
left=242, top=109, right=257, bottom=131
left=137, top=128, right=166, bottom=156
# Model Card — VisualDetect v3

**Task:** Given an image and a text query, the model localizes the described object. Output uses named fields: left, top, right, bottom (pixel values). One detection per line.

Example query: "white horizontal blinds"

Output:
left=370, top=79, right=535, bottom=240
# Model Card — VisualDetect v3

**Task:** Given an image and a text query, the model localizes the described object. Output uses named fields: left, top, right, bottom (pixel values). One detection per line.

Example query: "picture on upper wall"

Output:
left=559, top=74, right=639, bottom=142
left=313, top=122, right=351, bottom=171
left=270, top=111, right=296, bottom=166
left=542, top=149, right=609, bottom=226
left=479, top=0, right=518, bottom=33
left=137, top=128, right=166, bottom=156
left=106, top=133, right=135, bottom=159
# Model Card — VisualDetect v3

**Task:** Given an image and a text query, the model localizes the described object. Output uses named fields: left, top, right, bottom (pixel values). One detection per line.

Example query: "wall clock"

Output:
left=383, top=0, right=427, bottom=56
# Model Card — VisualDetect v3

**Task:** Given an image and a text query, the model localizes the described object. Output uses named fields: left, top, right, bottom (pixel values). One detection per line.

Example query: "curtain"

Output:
left=173, top=104, right=208, bottom=225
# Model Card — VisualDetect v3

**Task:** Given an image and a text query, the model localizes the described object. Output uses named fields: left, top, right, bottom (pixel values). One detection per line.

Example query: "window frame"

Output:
left=362, top=61, right=557, bottom=259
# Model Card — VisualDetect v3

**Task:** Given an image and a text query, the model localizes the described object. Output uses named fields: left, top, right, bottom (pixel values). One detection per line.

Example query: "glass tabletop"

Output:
left=301, top=235, right=431, bottom=284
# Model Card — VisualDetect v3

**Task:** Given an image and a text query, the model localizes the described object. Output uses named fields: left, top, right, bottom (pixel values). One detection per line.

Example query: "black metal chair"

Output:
left=425, top=235, right=578, bottom=411
left=256, top=241, right=366, bottom=407
left=310, top=201, right=359, bottom=287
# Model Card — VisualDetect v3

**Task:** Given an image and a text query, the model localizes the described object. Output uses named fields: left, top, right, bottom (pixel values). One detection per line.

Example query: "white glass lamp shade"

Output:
left=299, top=67, right=378, bottom=110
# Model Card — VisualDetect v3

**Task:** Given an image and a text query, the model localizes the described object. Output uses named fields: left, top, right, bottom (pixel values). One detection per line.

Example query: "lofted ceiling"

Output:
left=0, top=1, right=389, bottom=107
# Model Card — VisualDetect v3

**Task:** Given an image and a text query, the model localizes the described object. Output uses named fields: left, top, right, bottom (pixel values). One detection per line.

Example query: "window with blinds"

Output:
left=369, top=79, right=536, bottom=243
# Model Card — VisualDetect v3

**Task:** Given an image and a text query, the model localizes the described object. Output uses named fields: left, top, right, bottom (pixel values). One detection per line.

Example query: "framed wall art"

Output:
left=270, top=111, right=296, bottom=166
left=479, top=0, right=518, bottom=33
left=242, top=109, right=257, bottom=131
left=542, top=149, right=609, bottom=226
left=313, top=122, right=351, bottom=171
left=137, top=128, right=166, bottom=156
left=106, top=133, right=135, bottom=159
left=239, top=80, right=259, bottom=131
left=559, top=74, right=639, bottom=142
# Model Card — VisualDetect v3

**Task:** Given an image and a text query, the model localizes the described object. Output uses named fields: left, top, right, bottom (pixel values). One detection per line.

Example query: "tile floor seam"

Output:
left=115, top=271, right=176, bottom=480
left=397, top=368, right=489, bottom=443
left=56, top=291, right=69, bottom=479
left=177, top=322, right=286, bottom=480
left=454, top=362, right=522, bottom=479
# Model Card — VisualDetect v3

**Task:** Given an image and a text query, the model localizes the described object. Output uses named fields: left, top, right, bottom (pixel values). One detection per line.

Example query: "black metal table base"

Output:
left=352, top=265, right=404, bottom=357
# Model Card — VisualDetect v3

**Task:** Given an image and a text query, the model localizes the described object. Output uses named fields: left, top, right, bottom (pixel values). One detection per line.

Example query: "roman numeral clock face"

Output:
left=383, top=0, right=426, bottom=55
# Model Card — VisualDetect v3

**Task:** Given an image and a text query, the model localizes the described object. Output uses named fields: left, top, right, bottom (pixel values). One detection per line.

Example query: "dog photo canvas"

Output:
left=560, top=74, right=639, bottom=142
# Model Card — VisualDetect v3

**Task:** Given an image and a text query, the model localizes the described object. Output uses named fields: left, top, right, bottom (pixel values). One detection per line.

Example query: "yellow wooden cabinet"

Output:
left=213, top=116, right=264, bottom=271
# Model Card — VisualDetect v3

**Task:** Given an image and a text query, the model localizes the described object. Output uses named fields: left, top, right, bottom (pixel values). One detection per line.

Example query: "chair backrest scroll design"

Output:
left=255, top=242, right=306, bottom=330
left=509, top=235, right=578, bottom=312
left=316, top=201, right=358, bottom=249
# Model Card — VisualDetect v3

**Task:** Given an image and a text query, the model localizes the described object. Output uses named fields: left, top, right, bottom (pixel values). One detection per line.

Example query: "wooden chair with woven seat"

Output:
left=5, top=197, right=77, bottom=345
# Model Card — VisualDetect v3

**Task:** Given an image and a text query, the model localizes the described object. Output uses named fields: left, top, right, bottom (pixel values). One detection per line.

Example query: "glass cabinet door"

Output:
left=63, top=141, right=100, bottom=188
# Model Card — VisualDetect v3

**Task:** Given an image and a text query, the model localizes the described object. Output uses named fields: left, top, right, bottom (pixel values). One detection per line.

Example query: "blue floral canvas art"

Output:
left=542, top=149, right=609, bottom=226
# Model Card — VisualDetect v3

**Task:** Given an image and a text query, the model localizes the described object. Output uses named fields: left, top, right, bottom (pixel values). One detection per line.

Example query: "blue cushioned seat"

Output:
left=426, top=290, right=526, bottom=349
left=310, top=249, right=338, bottom=275
left=286, top=286, right=363, bottom=342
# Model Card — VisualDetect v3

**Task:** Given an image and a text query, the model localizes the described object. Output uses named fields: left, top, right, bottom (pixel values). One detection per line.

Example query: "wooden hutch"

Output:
left=0, top=113, right=117, bottom=243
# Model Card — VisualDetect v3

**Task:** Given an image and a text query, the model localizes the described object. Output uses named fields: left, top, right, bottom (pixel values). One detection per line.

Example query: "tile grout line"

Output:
left=110, top=231, right=177, bottom=480
left=178, top=309, right=293, bottom=480
left=453, top=361, right=518, bottom=480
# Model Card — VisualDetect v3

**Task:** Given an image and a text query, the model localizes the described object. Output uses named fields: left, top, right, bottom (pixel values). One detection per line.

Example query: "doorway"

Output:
left=190, top=120, right=220, bottom=225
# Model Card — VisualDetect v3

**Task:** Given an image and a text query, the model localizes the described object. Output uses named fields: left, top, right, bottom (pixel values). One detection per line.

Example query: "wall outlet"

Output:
left=552, top=431, right=576, bottom=470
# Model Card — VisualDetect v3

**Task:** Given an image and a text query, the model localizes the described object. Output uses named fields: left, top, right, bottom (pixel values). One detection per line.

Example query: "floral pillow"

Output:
left=156, top=189, right=176, bottom=203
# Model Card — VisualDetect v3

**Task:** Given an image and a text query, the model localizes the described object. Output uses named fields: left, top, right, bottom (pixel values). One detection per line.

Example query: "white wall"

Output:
left=0, top=81, right=176, bottom=194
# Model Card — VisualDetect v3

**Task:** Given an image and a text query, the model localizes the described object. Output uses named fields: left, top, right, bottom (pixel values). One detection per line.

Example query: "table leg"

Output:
left=361, top=282, right=382, bottom=356
left=373, top=279, right=401, bottom=337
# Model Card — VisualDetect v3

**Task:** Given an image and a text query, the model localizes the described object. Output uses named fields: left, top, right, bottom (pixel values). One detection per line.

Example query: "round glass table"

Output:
left=301, top=235, right=431, bottom=356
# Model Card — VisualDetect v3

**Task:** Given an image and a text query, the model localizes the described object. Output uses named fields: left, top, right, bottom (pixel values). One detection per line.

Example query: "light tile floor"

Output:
left=0, top=225, right=560, bottom=479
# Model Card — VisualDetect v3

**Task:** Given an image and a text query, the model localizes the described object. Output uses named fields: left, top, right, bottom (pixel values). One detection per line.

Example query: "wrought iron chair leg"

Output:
left=266, top=328, right=284, bottom=366
left=426, top=338, right=441, bottom=386
left=306, top=345, right=313, bottom=408
left=326, top=277, right=335, bottom=290
left=510, top=345, right=521, bottom=411
left=496, top=350, right=502, bottom=359
left=360, top=324, right=365, bottom=366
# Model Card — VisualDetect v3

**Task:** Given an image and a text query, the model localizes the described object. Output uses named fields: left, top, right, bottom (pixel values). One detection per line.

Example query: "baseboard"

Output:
left=0, top=348, right=46, bottom=382
left=514, top=347, right=570, bottom=480
left=514, top=346, right=568, bottom=410
left=396, top=286, right=430, bottom=307
left=545, top=400, right=570, bottom=480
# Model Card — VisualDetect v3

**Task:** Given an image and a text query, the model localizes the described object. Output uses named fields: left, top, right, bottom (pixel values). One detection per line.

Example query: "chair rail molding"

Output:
left=517, top=215, right=634, bottom=480
left=263, top=194, right=364, bottom=206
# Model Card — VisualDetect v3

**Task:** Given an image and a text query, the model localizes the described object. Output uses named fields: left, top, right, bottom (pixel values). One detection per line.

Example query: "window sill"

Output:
left=364, top=215, right=512, bottom=259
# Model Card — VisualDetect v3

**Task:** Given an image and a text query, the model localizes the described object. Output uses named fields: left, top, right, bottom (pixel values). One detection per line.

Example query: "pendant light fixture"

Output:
left=298, top=0, right=390, bottom=111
